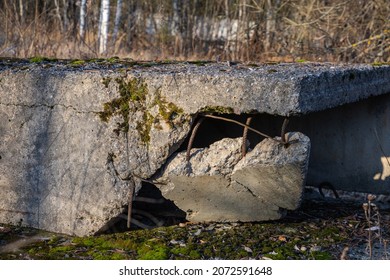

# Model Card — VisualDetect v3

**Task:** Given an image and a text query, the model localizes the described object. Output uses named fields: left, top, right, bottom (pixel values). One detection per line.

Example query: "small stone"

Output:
left=243, top=246, right=253, bottom=253
left=310, top=246, right=321, bottom=252
left=193, top=229, right=202, bottom=236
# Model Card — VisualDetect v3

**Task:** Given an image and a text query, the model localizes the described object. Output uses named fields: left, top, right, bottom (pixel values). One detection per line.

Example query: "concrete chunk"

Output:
left=0, top=72, right=193, bottom=236
left=1, top=61, right=389, bottom=116
left=158, top=132, right=310, bottom=222
left=0, top=60, right=388, bottom=235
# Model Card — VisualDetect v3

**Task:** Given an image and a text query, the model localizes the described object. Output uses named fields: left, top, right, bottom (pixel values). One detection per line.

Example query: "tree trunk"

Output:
left=18, top=0, right=24, bottom=25
left=265, top=0, right=280, bottom=53
left=62, top=0, right=69, bottom=32
left=54, top=0, right=63, bottom=31
left=172, top=0, right=182, bottom=56
left=112, top=0, right=123, bottom=44
left=79, top=0, right=87, bottom=40
left=223, top=0, right=231, bottom=60
left=99, top=0, right=110, bottom=55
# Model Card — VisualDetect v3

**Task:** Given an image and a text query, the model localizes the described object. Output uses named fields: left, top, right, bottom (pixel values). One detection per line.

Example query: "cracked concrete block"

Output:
left=0, top=71, right=193, bottom=236
left=158, top=132, right=310, bottom=222
left=0, top=60, right=388, bottom=235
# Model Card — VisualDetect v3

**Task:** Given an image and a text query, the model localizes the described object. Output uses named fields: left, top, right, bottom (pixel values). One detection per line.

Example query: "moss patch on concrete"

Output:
left=98, top=76, right=187, bottom=143
left=152, top=89, right=184, bottom=129
left=29, top=56, right=58, bottom=63
left=99, top=77, right=148, bottom=136
left=199, top=106, right=234, bottom=114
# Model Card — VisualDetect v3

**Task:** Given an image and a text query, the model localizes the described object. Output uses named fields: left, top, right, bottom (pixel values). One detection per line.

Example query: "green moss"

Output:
left=136, top=111, right=153, bottom=143
left=371, top=62, right=390, bottom=67
left=137, top=240, right=169, bottom=260
left=99, top=77, right=148, bottom=136
left=117, top=78, right=148, bottom=102
left=107, top=56, right=120, bottom=63
left=295, top=59, right=307, bottom=63
left=50, top=246, right=73, bottom=253
left=99, top=76, right=186, bottom=143
left=171, top=244, right=201, bottom=259
left=311, top=251, right=333, bottom=260
left=153, top=89, right=184, bottom=128
left=199, top=106, right=234, bottom=114
left=29, top=56, right=57, bottom=63
left=70, top=59, right=86, bottom=66
left=0, top=218, right=351, bottom=260
left=102, top=77, right=112, bottom=88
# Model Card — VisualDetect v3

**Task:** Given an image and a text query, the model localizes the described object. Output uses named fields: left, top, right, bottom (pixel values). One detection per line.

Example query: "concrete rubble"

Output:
left=0, top=60, right=389, bottom=235
left=158, top=132, right=311, bottom=222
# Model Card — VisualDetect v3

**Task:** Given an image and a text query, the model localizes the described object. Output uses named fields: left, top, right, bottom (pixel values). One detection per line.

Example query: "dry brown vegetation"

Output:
left=0, top=0, right=388, bottom=62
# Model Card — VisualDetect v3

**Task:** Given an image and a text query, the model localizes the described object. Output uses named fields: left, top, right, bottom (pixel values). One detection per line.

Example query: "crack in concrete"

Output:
left=232, top=179, right=258, bottom=198
left=0, top=102, right=100, bottom=115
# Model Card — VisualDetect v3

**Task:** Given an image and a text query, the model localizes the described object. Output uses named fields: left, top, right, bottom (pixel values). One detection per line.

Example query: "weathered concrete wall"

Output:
left=293, top=93, right=390, bottom=194
left=0, top=60, right=389, bottom=235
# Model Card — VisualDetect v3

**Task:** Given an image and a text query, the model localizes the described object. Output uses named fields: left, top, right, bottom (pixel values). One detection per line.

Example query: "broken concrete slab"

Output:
left=0, top=68, right=193, bottom=236
left=0, top=59, right=389, bottom=235
left=158, top=132, right=310, bottom=222
left=1, top=60, right=389, bottom=117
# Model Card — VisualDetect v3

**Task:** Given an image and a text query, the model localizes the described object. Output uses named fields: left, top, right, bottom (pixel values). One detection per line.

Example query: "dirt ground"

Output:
left=1, top=187, right=389, bottom=260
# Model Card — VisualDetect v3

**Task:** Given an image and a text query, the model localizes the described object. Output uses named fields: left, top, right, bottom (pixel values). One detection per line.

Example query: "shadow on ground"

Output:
left=1, top=188, right=389, bottom=260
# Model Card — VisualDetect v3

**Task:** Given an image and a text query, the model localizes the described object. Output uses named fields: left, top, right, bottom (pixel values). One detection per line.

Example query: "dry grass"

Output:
left=0, top=0, right=388, bottom=62
left=363, top=194, right=389, bottom=259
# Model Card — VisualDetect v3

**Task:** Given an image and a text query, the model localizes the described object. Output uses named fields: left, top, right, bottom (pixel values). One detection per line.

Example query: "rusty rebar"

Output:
left=186, top=117, right=205, bottom=162
left=203, top=114, right=286, bottom=144
left=281, top=117, right=289, bottom=145
left=241, top=116, right=252, bottom=157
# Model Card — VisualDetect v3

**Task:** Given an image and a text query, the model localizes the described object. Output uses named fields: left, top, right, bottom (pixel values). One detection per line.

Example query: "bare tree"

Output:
left=62, top=0, right=69, bottom=31
left=172, top=0, right=182, bottom=56
left=54, top=0, right=64, bottom=31
left=265, top=0, right=280, bottom=54
left=18, top=0, right=25, bottom=25
left=223, top=0, right=232, bottom=60
left=79, top=0, right=87, bottom=40
left=112, top=0, right=123, bottom=44
left=99, top=0, right=111, bottom=55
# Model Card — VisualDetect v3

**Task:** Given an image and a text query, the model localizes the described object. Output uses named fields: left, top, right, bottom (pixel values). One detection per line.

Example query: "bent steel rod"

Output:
left=186, top=117, right=205, bottom=161
left=281, top=117, right=289, bottom=144
left=241, top=116, right=253, bottom=157
left=202, top=114, right=286, bottom=144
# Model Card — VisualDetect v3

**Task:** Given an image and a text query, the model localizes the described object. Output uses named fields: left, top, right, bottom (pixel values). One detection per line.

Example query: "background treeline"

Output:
left=0, top=0, right=388, bottom=62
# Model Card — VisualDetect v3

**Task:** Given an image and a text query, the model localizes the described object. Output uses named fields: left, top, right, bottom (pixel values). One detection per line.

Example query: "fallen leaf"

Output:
left=278, top=235, right=287, bottom=242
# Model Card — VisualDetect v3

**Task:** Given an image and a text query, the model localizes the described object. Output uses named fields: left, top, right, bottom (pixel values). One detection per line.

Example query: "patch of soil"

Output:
left=1, top=189, right=389, bottom=260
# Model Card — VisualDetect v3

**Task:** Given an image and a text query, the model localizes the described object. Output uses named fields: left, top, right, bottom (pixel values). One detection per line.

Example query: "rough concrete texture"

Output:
left=0, top=68, right=192, bottom=236
left=158, top=132, right=310, bottom=222
left=0, top=60, right=388, bottom=235
left=1, top=60, right=389, bottom=116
